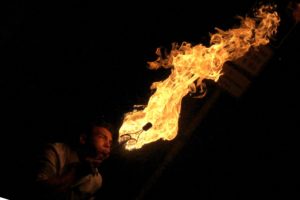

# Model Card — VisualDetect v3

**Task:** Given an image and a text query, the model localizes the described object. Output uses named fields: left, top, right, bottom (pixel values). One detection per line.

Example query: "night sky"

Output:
left=1, top=0, right=299, bottom=199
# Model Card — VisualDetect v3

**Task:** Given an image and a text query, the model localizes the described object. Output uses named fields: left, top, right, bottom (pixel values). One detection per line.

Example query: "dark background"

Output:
left=0, top=0, right=299, bottom=199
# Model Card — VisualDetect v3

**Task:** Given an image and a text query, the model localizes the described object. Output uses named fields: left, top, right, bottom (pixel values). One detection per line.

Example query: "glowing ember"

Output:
left=119, top=5, right=280, bottom=150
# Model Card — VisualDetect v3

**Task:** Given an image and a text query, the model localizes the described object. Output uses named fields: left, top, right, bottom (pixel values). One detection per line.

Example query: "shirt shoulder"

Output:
left=43, top=142, right=79, bottom=175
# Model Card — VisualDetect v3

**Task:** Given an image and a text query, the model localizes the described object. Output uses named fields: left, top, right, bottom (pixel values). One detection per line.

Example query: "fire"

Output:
left=119, top=5, right=280, bottom=150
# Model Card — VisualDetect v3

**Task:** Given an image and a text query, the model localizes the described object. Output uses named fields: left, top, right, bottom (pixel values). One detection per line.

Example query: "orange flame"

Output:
left=119, top=5, right=280, bottom=150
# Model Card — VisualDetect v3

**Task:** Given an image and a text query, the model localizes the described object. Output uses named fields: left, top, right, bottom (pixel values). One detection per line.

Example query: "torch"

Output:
left=113, top=122, right=153, bottom=150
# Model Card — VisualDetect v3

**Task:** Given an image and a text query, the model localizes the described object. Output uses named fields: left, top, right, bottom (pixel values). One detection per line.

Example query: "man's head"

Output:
left=79, top=119, right=114, bottom=166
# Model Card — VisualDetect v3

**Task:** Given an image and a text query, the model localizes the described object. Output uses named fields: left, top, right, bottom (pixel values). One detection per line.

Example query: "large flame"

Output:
left=119, top=5, right=280, bottom=150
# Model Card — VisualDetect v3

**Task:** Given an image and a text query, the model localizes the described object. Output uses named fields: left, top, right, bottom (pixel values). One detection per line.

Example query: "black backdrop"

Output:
left=1, top=0, right=299, bottom=199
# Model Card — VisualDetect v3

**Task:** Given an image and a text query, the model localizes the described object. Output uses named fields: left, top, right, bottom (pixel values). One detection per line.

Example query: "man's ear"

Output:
left=80, top=133, right=87, bottom=144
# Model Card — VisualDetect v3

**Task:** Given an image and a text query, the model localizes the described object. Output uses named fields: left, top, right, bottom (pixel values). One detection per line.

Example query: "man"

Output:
left=35, top=120, right=113, bottom=200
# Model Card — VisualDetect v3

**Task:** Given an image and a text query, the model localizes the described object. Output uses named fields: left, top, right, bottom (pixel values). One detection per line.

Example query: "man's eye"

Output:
left=98, top=134, right=106, bottom=139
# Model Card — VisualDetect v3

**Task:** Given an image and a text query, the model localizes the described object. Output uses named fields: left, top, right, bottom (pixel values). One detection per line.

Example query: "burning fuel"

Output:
left=119, top=5, right=280, bottom=150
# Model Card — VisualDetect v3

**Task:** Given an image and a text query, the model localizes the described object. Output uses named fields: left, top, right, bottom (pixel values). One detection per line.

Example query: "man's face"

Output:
left=87, top=126, right=113, bottom=165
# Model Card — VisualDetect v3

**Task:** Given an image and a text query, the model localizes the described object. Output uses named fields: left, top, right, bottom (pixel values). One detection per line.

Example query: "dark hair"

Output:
left=83, top=116, right=117, bottom=142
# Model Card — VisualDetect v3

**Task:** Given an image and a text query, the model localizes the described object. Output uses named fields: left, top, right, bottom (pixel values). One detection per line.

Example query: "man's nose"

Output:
left=103, top=141, right=111, bottom=151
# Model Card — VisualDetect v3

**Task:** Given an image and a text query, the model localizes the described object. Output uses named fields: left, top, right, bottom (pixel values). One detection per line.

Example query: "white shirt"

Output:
left=37, top=143, right=102, bottom=200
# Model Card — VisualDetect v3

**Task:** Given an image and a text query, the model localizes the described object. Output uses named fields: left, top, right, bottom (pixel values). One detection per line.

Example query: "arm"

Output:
left=36, top=144, right=81, bottom=194
left=38, top=166, right=81, bottom=194
left=36, top=144, right=96, bottom=195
